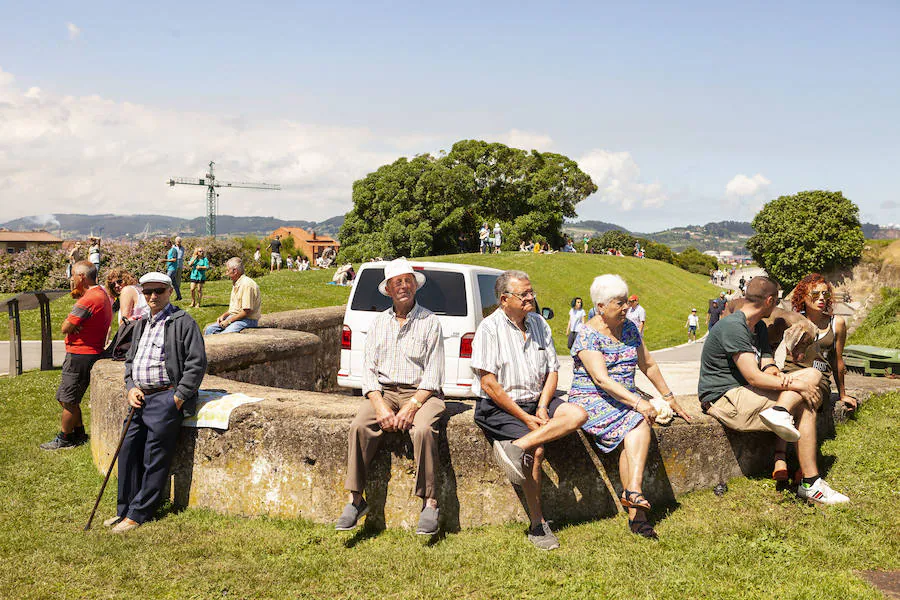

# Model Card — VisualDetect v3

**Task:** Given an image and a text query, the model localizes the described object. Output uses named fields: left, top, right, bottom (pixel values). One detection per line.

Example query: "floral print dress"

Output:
left=568, top=320, right=645, bottom=452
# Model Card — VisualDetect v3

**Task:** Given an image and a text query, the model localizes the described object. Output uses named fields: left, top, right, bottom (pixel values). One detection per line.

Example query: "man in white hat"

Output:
left=336, top=258, right=445, bottom=535
left=107, top=271, right=207, bottom=533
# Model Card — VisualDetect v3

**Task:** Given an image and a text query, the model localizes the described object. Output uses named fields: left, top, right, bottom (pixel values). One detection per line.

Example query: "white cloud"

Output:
left=493, top=129, right=554, bottom=152
left=576, top=149, right=666, bottom=212
left=0, top=66, right=407, bottom=223
left=724, top=173, right=771, bottom=215
left=725, top=173, right=770, bottom=198
left=66, top=23, right=81, bottom=41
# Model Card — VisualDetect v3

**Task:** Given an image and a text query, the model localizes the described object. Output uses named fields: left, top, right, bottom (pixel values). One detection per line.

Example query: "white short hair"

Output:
left=590, top=274, right=629, bottom=307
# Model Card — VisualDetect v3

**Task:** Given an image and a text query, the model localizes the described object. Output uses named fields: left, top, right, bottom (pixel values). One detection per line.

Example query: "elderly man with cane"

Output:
left=335, top=258, right=445, bottom=535
left=104, top=272, right=207, bottom=533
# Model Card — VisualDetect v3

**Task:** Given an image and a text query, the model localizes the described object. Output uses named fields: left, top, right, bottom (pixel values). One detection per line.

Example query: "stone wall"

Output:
left=200, top=305, right=345, bottom=392
left=89, top=356, right=871, bottom=530
left=258, top=306, right=345, bottom=391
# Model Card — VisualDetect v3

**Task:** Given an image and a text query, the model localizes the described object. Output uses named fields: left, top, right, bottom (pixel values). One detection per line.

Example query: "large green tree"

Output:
left=338, top=140, right=597, bottom=260
left=747, top=190, right=865, bottom=288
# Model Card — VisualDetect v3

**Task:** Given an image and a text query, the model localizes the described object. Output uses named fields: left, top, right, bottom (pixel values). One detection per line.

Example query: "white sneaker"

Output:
left=759, top=407, right=800, bottom=442
left=797, top=478, right=850, bottom=505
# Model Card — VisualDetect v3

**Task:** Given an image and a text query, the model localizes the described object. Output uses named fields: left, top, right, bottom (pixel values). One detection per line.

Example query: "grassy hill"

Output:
left=429, top=252, right=719, bottom=352
left=18, top=253, right=719, bottom=353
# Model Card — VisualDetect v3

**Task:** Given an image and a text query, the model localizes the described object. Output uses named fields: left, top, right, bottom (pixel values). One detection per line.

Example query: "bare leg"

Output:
left=61, top=402, right=82, bottom=434
left=513, top=404, right=588, bottom=452
left=521, top=447, right=545, bottom=527
left=620, top=421, right=651, bottom=520
left=793, top=404, right=818, bottom=478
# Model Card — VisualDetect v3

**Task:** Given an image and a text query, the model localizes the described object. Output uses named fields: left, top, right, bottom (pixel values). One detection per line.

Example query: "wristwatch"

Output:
left=409, top=397, right=423, bottom=409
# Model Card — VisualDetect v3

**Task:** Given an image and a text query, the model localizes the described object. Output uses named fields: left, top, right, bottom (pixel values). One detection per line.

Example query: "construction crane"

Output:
left=168, top=161, right=281, bottom=237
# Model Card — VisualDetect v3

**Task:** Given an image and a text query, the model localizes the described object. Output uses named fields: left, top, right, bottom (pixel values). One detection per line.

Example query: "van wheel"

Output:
left=352, top=389, right=362, bottom=397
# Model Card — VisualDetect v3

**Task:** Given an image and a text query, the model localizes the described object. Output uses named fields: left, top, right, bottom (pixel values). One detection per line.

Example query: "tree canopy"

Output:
left=747, top=190, right=865, bottom=288
left=338, top=140, right=598, bottom=261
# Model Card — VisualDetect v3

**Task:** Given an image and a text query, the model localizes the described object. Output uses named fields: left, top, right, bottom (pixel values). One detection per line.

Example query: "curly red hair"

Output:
left=792, top=273, right=833, bottom=314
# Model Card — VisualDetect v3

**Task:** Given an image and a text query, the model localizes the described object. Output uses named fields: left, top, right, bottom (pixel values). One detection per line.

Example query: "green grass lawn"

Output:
left=1, top=370, right=897, bottom=599
left=18, top=254, right=720, bottom=353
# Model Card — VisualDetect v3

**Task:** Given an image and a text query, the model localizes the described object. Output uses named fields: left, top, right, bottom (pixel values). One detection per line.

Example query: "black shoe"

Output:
left=73, top=430, right=89, bottom=446
left=40, top=433, right=77, bottom=451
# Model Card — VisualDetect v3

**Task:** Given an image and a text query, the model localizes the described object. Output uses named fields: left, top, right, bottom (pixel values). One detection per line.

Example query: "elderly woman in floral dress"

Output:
left=568, top=274, right=691, bottom=539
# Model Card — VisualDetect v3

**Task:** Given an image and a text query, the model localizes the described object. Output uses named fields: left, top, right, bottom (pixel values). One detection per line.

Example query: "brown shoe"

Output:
left=111, top=518, right=140, bottom=534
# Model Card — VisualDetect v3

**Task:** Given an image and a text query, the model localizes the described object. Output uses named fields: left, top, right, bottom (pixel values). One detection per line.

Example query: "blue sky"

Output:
left=1, top=0, right=897, bottom=231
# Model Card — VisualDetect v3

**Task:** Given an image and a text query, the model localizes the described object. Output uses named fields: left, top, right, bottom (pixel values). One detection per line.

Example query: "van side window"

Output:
left=478, top=274, right=500, bottom=318
left=350, top=268, right=468, bottom=316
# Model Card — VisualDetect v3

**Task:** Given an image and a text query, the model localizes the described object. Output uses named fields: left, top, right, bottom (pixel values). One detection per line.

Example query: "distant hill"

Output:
left=0, top=213, right=345, bottom=240
left=564, top=219, right=755, bottom=253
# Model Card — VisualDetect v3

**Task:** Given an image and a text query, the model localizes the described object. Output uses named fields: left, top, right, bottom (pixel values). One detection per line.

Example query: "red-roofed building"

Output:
left=0, top=230, right=63, bottom=254
left=270, top=227, right=340, bottom=263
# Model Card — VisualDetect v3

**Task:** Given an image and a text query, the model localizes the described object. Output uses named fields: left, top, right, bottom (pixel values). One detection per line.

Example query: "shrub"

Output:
left=675, top=247, right=718, bottom=276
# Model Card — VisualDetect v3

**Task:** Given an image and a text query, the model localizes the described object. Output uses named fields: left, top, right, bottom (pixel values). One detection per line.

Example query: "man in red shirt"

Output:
left=41, top=261, right=112, bottom=450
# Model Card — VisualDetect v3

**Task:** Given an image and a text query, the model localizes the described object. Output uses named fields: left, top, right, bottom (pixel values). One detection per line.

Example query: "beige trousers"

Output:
left=345, top=387, right=445, bottom=499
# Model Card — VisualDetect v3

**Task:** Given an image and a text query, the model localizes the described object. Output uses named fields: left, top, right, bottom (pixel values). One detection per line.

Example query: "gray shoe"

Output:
left=493, top=440, right=527, bottom=486
left=335, top=499, right=369, bottom=531
left=39, top=433, right=77, bottom=451
left=416, top=506, right=439, bottom=536
left=527, top=521, right=560, bottom=551
left=103, top=516, right=123, bottom=528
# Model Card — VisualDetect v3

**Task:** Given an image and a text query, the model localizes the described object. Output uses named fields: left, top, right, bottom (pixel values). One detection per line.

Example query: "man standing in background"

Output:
left=165, top=237, right=185, bottom=301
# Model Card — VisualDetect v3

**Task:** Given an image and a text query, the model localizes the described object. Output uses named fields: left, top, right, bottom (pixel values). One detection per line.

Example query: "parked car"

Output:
left=337, top=261, right=552, bottom=398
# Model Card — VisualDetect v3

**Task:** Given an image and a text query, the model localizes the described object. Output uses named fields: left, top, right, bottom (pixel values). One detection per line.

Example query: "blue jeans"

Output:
left=204, top=318, right=258, bottom=335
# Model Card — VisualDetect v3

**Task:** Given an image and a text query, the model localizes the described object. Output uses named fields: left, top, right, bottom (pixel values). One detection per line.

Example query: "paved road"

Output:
left=0, top=340, right=66, bottom=376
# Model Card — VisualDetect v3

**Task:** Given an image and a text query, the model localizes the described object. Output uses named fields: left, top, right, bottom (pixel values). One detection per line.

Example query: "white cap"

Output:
left=139, top=272, right=173, bottom=287
left=378, top=258, right=426, bottom=296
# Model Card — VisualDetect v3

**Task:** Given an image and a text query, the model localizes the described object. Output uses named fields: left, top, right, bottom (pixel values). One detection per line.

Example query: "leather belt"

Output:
left=700, top=400, right=712, bottom=414
left=141, top=385, right=173, bottom=395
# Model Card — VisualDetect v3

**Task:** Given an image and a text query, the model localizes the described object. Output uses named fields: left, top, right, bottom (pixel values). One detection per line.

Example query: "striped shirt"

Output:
left=131, top=304, right=176, bottom=390
left=361, top=302, right=445, bottom=397
left=471, top=307, right=560, bottom=404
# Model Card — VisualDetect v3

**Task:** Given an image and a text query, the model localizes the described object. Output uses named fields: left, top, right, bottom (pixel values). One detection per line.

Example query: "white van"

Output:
left=337, top=261, right=506, bottom=398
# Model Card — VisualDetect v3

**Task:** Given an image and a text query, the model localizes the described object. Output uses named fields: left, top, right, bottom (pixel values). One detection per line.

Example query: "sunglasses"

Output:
left=808, top=290, right=831, bottom=299
left=142, top=287, right=169, bottom=296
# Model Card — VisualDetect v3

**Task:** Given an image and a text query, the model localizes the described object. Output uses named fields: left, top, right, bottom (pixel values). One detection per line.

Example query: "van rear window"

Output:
left=350, top=269, right=468, bottom=316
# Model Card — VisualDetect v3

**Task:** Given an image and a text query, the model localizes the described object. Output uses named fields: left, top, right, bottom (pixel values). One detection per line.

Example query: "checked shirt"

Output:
left=131, top=303, right=176, bottom=390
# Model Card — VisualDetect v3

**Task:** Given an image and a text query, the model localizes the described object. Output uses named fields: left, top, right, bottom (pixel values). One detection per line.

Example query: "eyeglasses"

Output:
left=808, top=290, right=831, bottom=299
left=505, top=290, right=537, bottom=301
left=142, top=287, right=169, bottom=296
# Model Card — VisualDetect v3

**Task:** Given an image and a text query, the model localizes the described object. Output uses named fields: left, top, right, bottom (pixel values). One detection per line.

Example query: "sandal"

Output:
left=621, top=490, right=651, bottom=511
left=772, top=451, right=788, bottom=481
left=629, top=518, right=658, bottom=540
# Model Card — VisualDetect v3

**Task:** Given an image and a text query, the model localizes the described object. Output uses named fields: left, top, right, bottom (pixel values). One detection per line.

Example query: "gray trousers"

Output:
left=345, top=387, right=445, bottom=499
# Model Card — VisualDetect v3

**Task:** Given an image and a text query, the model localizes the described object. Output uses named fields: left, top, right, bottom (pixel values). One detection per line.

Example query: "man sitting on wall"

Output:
left=204, top=257, right=261, bottom=335
left=335, top=258, right=445, bottom=536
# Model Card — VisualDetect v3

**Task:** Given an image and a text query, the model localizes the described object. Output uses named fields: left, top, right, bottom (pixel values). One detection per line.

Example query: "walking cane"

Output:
left=84, top=406, right=135, bottom=531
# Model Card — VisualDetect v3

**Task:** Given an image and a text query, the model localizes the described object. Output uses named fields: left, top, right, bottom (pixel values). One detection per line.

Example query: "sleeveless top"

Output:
left=784, top=316, right=836, bottom=395
left=118, top=285, right=150, bottom=324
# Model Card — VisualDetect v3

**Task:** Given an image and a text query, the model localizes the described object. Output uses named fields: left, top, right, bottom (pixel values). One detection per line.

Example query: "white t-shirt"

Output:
left=626, top=305, right=646, bottom=328
left=687, top=314, right=699, bottom=327
left=568, top=308, right=585, bottom=332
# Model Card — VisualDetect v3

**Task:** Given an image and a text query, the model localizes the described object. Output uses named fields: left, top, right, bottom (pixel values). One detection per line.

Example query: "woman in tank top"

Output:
left=772, top=273, right=855, bottom=480
left=105, top=268, right=150, bottom=324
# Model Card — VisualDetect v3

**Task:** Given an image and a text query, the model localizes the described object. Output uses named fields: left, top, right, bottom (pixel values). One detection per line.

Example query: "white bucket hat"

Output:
left=378, top=258, right=426, bottom=296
